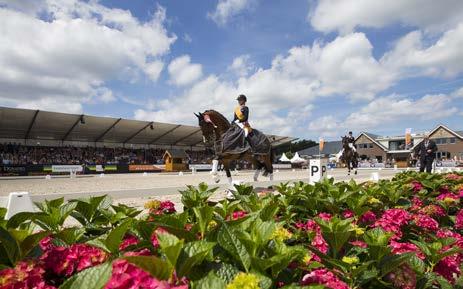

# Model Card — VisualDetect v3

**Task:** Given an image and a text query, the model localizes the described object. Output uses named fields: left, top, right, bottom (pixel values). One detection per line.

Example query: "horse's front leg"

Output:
left=223, top=160, right=232, bottom=185
left=211, top=159, right=220, bottom=183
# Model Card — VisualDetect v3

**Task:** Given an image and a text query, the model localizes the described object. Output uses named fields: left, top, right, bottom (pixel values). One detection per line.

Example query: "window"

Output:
left=369, top=143, right=374, bottom=148
left=449, top=138, right=456, bottom=144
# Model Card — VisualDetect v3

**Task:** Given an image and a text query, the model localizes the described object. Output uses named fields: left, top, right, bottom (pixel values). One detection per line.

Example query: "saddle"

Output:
left=219, top=124, right=270, bottom=156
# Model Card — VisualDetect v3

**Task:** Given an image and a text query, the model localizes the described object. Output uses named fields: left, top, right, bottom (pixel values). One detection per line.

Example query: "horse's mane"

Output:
left=204, top=110, right=230, bottom=125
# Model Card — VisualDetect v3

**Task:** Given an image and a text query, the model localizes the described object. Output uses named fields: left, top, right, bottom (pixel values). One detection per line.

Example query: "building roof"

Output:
left=355, top=132, right=388, bottom=151
left=164, top=149, right=188, bottom=159
left=412, top=124, right=463, bottom=149
left=0, top=106, right=295, bottom=147
left=298, top=141, right=342, bottom=156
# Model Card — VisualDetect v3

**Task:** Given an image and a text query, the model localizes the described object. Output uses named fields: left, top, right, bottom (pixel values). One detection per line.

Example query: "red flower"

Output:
left=39, top=236, right=55, bottom=252
left=437, top=193, right=459, bottom=201
left=434, top=254, right=462, bottom=284
left=317, top=213, right=332, bottom=222
left=386, top=263, right=416, bottom=289
left=456, top=209, right=463, bottom=230
left=418, top=205, right=445, bottom=218
left=359, top=211, right=376, bottom=224
left=0, top=261, right=56, bottom=289
left=342, top=210, right=354, bottom=219
left=390, top=241, right=425, bottom=259
left=411, top=181, right=424, bottom=193
left=150, top=228, right=168, bottom=249
left=41, top=244, right=107, bottom=277
left=119, top=235, right=139, bottom=251
left=410, top=196, right=424, bottom=211
left=231, top=211, right=247, bottom=220
left=374, top=209, right=411, bottom=238
left=349, top=240, right=367, bottom=248
left=301, top=269, right=350, bottom=289
left=413, top=214, right=439, bottom=231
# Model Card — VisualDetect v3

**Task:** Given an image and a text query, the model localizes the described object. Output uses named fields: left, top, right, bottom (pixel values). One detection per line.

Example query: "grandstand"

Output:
left=0, top=107, right=296, bottom=175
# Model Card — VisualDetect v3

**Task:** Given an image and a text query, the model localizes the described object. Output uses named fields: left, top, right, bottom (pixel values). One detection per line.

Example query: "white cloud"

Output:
left=183, top=33, right=193, bottom=43
left=208, top=0, right=257, bottom=26
left=381, top=24, right=463, bottom=78
left=309, top=0, right=463, bottom=34
left=0, top=1, right=176, bottom=113
left=136, top=32, right=392, bottom=135
left=168, top=55, right=203, bottom=86
left=228, top=54, right=254, bottom=77
left=308, top=92, right=458, bottom=137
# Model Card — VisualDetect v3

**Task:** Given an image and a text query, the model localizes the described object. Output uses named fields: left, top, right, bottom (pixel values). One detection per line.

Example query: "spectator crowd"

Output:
left=1, top=143, right=212, bottom=165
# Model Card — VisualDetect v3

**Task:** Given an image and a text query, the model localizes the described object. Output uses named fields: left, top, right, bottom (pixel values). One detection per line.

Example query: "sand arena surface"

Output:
left=0, top=168, right=400, bottom=212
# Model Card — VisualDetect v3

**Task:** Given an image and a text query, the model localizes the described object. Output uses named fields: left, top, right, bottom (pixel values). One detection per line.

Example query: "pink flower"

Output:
left=458, top=189, right=463, bottom=198
left=445, top=173, right=462, bottom=180
left=304, top=220, right=329, bottom=256
left=436, top=229, right=463, bottom=249
left=374, top=209, right=411, bottom=238
left=317, top=213, right=332, bottom=222
left=342, top=210, right=354, bottom=219
left=301, top=269, right=350, bottom=289
left=120, top=235, right=139, bottom=251
left=434, top=254, right=462, bottom=284
left=0, top=261, right=56, bottom=289
left=413, top=214, right=439, bottom=231
left=390, top=241, right=425, bottom=260
left=411, top=181, right=424, bottom=192
left=456, top=209, right=463, bottom=230
left=418, top=205, right=445, bottom=218
left=359, top=211, right=376, bottom=224
left=39, top=236, right=55, bottom=252
left=349, top=240, right=367, bottom=248
left=231, top=211, right=247, bottom=220
left=150, top=228, right=168, bottom=249
left=410, top=197, right=424, bottom=211
left=41, top=244, right=107, bottom=277
left=159, top=201, right=176, bottom=214
left=437, top=193, right=459, bottom=201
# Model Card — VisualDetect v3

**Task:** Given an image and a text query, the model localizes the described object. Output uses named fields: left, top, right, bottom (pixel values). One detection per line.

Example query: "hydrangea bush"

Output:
left=1, top=172, right=463, bottom=289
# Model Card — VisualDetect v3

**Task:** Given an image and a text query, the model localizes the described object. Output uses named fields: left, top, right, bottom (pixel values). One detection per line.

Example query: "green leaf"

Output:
left=54, top=227, right=85, bottom=245
left=177, top=240, right=216, bottom=277
left=6, top=212, right=38, bottom=229
left=191, top=271, right=226, bottom=289
left=193, top=206, right=214, bottom=236
left=123, top=255, right=171, bottom=280
left=20, top=231, right=50, bottom=258
left=157, top=230, right=183, bottom=267
left=105, top=219, right=132, bottom=254
left=217, top=223, right=251, bottom=272
left=59, top=262, right=112, bottom=289
left=0, top=227, right=20, bottom=265
left=379, top=253, right=413, bottom=277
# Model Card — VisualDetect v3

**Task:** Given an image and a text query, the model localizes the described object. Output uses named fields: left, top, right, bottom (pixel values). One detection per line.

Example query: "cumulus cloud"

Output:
left=228, top=55, right=254, bottom=77
left=168, top=55, right=203, bottom=86
left=309, top=0, right=463, bottom=34
left=381, top=24, right=463, bottom=78
left=135, top=32, right=393, bottom=134
left=208, top=0, right=257, bottom=26
left=0, top=0, right=176, bottom=113
left=308, top=92, right=458, bottom=137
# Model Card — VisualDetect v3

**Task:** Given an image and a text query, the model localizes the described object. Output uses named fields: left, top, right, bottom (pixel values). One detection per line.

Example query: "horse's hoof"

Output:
left=354, top=171, right=358, bottom=175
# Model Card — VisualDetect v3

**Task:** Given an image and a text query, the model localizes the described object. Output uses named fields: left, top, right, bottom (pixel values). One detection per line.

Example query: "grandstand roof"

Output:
left=0, top=107, right=295, bottom=147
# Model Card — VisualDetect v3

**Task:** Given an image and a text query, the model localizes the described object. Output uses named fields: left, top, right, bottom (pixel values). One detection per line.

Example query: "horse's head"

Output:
left=341, top=136, right=350, bottom=149
left=195, top=111, right=216, bottom=147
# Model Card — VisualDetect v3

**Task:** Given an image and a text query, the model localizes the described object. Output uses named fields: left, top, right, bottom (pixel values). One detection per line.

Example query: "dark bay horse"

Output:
left=341, top=136, right=358, bottom=175
left=195, top=110, right=274, bottom=184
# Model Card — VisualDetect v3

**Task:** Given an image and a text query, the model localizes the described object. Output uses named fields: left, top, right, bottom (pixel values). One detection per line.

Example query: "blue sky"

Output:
left=1, top=0, right=463, bottom=140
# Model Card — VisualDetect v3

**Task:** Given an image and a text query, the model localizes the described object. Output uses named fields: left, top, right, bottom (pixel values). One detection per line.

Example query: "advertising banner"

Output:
left=128, top=164, right=164, bottom=172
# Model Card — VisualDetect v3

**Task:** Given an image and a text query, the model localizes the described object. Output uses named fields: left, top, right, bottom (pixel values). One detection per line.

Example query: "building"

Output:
left=354, top=125, right=463, bottom=166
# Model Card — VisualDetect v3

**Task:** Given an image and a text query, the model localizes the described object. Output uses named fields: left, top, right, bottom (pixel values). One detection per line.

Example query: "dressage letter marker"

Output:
left=309, top=159, right=327, bottom=184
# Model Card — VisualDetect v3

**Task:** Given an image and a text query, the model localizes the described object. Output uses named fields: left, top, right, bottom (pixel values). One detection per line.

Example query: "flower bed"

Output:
left=1, top=172, right=463, bottom=289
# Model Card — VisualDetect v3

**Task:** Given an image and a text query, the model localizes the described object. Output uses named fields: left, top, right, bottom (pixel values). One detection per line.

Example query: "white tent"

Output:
left=279, top=153, right=291, bottom=162
left=290, top=152, right=306, bottom=163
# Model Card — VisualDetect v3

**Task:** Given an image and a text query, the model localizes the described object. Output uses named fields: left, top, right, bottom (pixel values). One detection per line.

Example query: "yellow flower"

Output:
left=355, top=227, right=365, bottom=236
left=272, top=226, right=293, bottom=241
left=207, top=220, right=218, bottom=230
left=302, top=253, right=312, bottom=264
left=443, top=197, right=458, bottom=205
left=226, top=273, right=261, bottom=289
left=368, top=197, right=381, bottom=204
left=342, top=256, right=359, bottom=265
left=144, top=199, right=161, bottom=209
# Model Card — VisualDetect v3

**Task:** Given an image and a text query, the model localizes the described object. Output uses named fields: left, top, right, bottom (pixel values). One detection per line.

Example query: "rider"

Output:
left=346, top=131, right=356, bottom=152
left=232, top=94, right=251, bottom=137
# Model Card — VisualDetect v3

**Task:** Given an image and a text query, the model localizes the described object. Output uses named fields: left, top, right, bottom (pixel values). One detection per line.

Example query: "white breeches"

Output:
left=234, top=121, right=249, bottom=137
